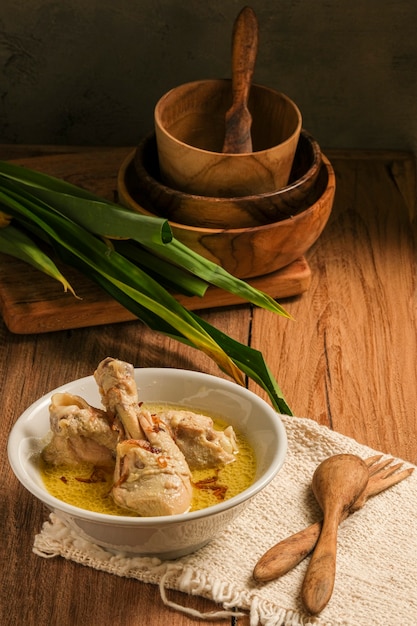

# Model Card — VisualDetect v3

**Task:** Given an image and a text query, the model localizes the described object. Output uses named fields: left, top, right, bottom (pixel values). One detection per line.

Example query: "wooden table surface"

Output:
left=1, top=144, right=416, bottom=626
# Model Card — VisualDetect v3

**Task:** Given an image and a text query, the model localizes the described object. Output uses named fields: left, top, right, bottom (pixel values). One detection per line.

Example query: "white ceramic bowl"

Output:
left=8, top=367, right=287, bottom=559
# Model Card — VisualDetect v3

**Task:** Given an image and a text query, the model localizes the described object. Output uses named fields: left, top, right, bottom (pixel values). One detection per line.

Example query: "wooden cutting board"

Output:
left=0, top=252, right=310, bottom=334
left=0, top=147, right=311, bottom=334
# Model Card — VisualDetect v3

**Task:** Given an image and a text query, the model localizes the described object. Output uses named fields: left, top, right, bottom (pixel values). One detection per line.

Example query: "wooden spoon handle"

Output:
left=222, top=6, right=259, bottom=153
left=253, top=498, right=360, bottom=583
left=253, top=520, right=322, bottom=582
left=230, top=7, right=258, bottom=112
left=301, top=516, right=339, bottom=614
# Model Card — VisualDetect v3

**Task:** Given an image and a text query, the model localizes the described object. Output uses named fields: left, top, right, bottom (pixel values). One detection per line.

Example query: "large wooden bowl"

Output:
left=118, top=152, right=335, bottom=280
left=133, top=131, right=323, bottom=229
left=154, top=79, right=302, bottom=197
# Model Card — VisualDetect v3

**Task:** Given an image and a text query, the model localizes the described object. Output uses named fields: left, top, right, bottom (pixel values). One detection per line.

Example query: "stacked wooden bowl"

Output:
left=117, top=139, right=335, bottom=280
left=117, top=79, right=335, bottom=280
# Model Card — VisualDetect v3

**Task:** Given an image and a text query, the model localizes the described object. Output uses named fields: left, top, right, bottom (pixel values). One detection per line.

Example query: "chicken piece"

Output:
left=157, top=409, right=238, bottom=470
left=94, top=357, right=144, bottom=440
left=42, top=392, right=119, bottom=467
left=112, top=409, right=192, bottom=516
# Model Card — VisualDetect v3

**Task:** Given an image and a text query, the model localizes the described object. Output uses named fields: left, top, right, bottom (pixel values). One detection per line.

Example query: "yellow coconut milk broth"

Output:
left=40, top=403, right=257, bottom=516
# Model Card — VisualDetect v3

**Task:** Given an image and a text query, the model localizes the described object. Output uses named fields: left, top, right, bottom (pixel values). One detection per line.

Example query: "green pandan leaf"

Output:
left=0, top=160, right=172, bottom=244
left=0, top=163, right=290, bottom=318
left=0, top=223, right=76, bottom=295
left=0, top=162, right=292, bottom=414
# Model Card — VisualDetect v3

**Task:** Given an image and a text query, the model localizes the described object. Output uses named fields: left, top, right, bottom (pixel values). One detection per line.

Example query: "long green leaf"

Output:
left=0, top=184, right=244, bottom=384
left=0, top=161, right=173, bottom=244
left=190, top=313, right=292, bottom=414
left=147, top=238, right=291, bottom=317
left=0, top=160, right=108, bottom=198
left=0, top=162, right=290, bottom=318
left=73, top=261, right=291, bottom=414
left=0, top=223, right=75, bottom=295
left=114, top=239, right=208, bottom=297
left=0, top=162, right=293, bottom=413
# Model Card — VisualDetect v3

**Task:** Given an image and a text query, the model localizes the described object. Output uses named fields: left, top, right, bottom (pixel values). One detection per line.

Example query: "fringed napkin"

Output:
left=34, top=415, right=417, bottom=626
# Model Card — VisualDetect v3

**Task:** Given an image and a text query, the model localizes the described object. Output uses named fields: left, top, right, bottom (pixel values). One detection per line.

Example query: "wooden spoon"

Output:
left=253, top=457, right=414, bottom=582
left=301, top=454, right=369, bottom=615
left=222, top=6, right=259, bottom=154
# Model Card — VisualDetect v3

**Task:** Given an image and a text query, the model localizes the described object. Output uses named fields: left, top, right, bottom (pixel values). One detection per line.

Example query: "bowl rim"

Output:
left=134, top=129, right=323, bottom=203
left=118, top=149, right=335, bottom=235
left=154, top=78, right=303, bottom=156
left=8, top=367, right=287, bottom=527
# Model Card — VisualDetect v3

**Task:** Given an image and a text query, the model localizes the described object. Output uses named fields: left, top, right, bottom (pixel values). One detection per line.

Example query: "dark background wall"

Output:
left=1, top=0, right=416, bottom=151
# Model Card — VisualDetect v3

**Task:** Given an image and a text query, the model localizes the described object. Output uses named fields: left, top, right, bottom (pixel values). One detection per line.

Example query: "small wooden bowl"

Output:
left=133, top=130, right=322, bottom=229
left=154, top=79, right=302, bottom=197
left=118, top=152, right=335, bottom=280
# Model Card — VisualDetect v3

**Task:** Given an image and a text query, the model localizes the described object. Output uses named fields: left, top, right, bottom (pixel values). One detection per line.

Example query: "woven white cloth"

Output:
left=33, top=415, right=417, bottom=626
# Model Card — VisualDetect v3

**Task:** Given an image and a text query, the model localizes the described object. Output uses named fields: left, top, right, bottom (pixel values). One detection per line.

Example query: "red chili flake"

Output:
left=195, top=476, right=218, bottom=485
left=212, top=486, right=228, bottom=500
left=193, top=472, right=228, bottom=501
left=60, top=476, right=68, bottom=484
left=150, top=414, right=166, bottom=433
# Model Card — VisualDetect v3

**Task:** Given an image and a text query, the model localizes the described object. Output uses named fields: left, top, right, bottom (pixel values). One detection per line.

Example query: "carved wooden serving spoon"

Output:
left=253, top=455, right=413, bottom=583
left=222, top=6, right=259, bottom=154
left=300, top=454, right=369, bottom=615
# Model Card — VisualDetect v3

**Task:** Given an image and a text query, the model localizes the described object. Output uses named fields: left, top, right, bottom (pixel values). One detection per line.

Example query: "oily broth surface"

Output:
left=40, top=459, right=133, bottom=516
left=40, top=403, right=257, bottom=516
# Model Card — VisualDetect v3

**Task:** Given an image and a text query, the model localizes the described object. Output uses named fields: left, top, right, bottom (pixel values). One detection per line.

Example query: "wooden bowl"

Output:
left=154, top=79, right=302, bottom=197
left=118, top=150, right=335, bottom=280
left=133, top=130, right=322, bottom=229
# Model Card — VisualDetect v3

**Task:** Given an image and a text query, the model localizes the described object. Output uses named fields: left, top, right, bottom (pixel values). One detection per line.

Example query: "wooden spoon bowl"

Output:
left=133, top=130, right=323, bottom=229
left=118, top=145, right=335, bottom=279
left=302, top=454, right=370, bottom=615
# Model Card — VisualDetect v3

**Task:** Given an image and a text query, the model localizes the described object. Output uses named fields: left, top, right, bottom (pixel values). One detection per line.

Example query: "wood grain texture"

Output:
left=300, top=454, right=369, bottom=614
left=122, top=149, right=334, bottom=279
left=0, top=252, right=311, bottom=334
left=1, top=145, right=416, bottom=626
left=154, top=79, right=301, bottom=197
left=0, top=146, right=311, bottom=333
left=222, top=6, right=258, bottom=154
left=132, top=130, right=323, bottom=229
left=249, top=149, right=417, bottom=464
